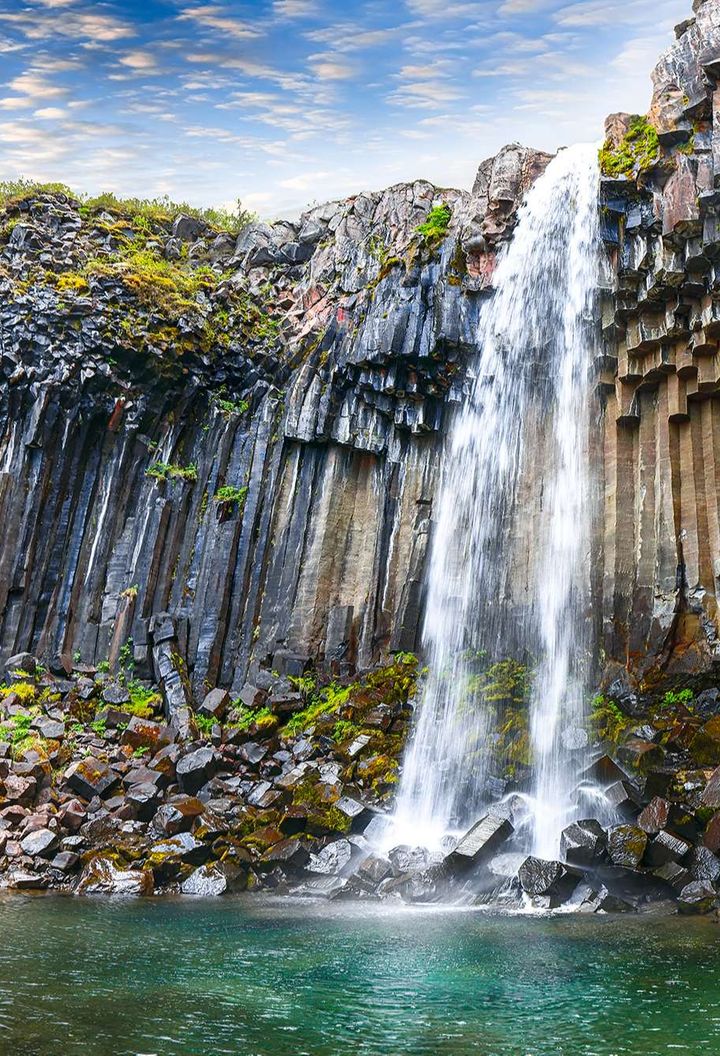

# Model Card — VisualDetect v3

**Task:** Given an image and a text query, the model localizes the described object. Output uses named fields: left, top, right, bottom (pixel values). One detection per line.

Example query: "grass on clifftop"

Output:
left=599, top=115, right=660, bottom=178
left=0, top=178, right=255, bottom=235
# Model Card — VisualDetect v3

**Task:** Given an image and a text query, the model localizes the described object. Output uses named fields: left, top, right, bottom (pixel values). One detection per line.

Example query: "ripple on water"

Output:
left=0, top=896, right=717, bottom=1056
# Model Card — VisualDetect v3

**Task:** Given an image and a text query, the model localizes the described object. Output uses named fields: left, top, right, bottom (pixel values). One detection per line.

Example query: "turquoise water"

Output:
left=0, top=896, right=718, bottom=1056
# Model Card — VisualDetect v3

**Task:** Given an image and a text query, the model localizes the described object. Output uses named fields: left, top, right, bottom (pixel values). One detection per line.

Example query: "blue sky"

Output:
left=0, top=0, right=689, bottom=217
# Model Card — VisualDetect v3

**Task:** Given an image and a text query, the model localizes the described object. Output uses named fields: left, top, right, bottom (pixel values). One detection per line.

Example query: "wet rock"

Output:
left=121, top=716, right=174, bottom=754
left=51, top=851, right=80, bottom=873
left=358, top=854, right=393, bottom=884
left=607, top=825, right=648, bottom=868
left=102, top=683, right=130, bottom=706
left=690, top=717, right=720, bottom=766
left=618, top=738, right=665, bottom=772
left=176, top=747, right=219, bottom=794
left=638, top=796, right=672, bottom=833
left=645, top=830, right=692, bottom=867
left=181, top=863, right=228, bottom=896
left=198, top=688, right=230, bottom=721
left=76, top=855, right=154, bottom=895
left=152, top=796, right=205, bottom=835
left=695, top=688, right=720, bottom=720
left=64, top=757, right=118, bottom=800
left=1, top=774, right=37, bottom=806
left=260, top=838, right=310, bottom=871
left=704, top=812, right=720, bottom=853
left=7, top=869, right=48, bottom=890
left=604, top=779, right=644, bottom=817
left=19, top=828, right=58, bottom=858
left=652, top=861, right=692, bottom=892
left=582, top=754, right=631, bottom=786
left=686, top=845, right=720, bottom=885
left=293, top=875, right=349, bottom=899
left=446, top=813, right=514, bottom=872
left=517, top=857, right=581, bottom=904
left=334, top=796, right=375, bottom=832
left=307, top=839, right=354, bottom=875
left=148, top=832, right=209, bottom=879
left=125, top=782, right=163, bottom=821
left=388, top=845, right=432, bottom=876
left=678, top=881, right=717, bottom=915
left=560, top=819, right=607, bottom=866
left=701, top=766, right=720, bottom=808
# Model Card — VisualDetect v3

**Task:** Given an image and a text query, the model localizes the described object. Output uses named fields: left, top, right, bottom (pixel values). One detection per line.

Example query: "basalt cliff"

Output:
left=1, top=2, right=720, bottom=901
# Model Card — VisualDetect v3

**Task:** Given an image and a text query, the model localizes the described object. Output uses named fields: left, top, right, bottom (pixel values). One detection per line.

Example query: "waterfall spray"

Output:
left=392, top=144, right=602, bottom=857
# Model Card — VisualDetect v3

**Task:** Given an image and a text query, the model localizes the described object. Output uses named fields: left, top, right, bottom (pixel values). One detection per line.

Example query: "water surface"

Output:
left=0, top=895, right=718, bottom=1056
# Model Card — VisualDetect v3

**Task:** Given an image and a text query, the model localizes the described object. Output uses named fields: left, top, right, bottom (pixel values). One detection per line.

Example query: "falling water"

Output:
left=392, top=144, right=602, bottom=857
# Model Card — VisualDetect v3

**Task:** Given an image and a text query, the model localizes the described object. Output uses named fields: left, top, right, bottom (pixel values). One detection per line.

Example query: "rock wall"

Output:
left=600, top=0, right=720, bottom=683
left=0, top=146, right=549, bottom=702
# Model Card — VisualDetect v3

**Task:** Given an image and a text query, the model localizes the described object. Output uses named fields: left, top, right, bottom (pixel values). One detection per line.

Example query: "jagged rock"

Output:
left=358, top=854, right=393, bottom=884
left=198, top=688, right=230, bottom=721
left=102, top=683, right=130, bottom=706
left=677, top=881, right=717, bottom=914
left=76, top=855, right=153, bottom=895
left=607, top=825, right=648, bottom=869
left=560, top=819, right=607, bottom=866
left=64, top=758, right=118, bottom=800
left=51, top=851, right=80, bottom=873
left=638, top=797, right=672, bottom=833
left=604, top=780, right=644, bottom=817
left=260, top=838, right=309, bottom=871
left=446, top=813, right=514, bottom=872
left=152, top=796, right=205, bottom=835
left=176, top=747, right=219, bottom=794
left=517, top=857, right=581, bottom=905
left=121, top=716, right=174, bottom=754
left=645, top=830, right=692, bottom=867
left=701, top=766, right=720, bottom=808
left=181, top=864, right=228, bottom=896
left=686, top=845, right=720, bottom=884
left=19, top=828, right=58, bottom=858
left=690, top=717, right=720, bottom=765
left=307, top=839, right=353, bottom=875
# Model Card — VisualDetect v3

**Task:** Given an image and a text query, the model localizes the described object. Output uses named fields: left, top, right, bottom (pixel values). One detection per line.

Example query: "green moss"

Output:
left=281, top=683, right=351, bottom=737
left=599, top=115, right=660, bottom=177
left=591, top=694, right=634, bottom=743
left=0, top=681, right=37, bottom=704
left=227, top=705, right=277, bottom=734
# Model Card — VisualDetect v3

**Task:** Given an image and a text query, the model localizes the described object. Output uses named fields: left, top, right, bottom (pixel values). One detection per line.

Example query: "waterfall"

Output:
left=392, top=143, right=602, bottom=858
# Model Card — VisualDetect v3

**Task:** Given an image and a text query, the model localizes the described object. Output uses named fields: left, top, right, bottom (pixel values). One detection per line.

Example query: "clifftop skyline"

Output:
left=0, top=0, right=688, bottom=216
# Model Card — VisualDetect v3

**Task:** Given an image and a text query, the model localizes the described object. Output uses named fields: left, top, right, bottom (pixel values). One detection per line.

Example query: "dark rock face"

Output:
left=0, top=146, right=545, bottom=696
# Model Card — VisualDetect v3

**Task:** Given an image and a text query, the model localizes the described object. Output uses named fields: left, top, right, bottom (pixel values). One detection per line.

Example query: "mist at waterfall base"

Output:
left=392, top=144, right=605, bottom=860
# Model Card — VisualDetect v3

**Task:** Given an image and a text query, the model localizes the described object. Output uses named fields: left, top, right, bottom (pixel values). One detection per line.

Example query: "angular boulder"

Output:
left=64, top=757, right=118, bottom=800
left=678, top=881, right=717, bottom=915
left=76, top=855, right=154, bottom=895
left=445, top=813, right=514, bottom=873
left=176, top=746, right=219, bottom=794
left=607, top=825, right=648, bottom=868
left=560, top=819, right=607, bottom=866
left=645, top=830, right=691, bottom=867
left=518, top=857, right=581, bottom=905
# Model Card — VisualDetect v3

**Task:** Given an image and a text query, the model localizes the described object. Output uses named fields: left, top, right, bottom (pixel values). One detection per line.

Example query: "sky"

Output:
left=0, top=0, right=690, bottom=218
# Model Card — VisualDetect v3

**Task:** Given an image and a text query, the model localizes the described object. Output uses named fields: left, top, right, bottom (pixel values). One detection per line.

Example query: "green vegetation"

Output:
left=0, top=179, right=255, bottom=234
left=468, top=659, right=531, bottom=707
left=416, top=203, right=452, bottom=243
left=146, top=461, right=198, bottom=484
left=660, top=687, right=694, bottom=710
left=591, top=694, right=634, bottom=743
left=213, top=392, right=250, bottom=416
left=0, top=680, right=37, bottom=705
left=282, top=683, right=352, bottom=738
left=227, top=705, right=277, bottom=734
left=194, top=713, right=216, bottom=736
left=598, top=115, right=660, bottom=177
left=213, top=484, right=248, bottom=509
